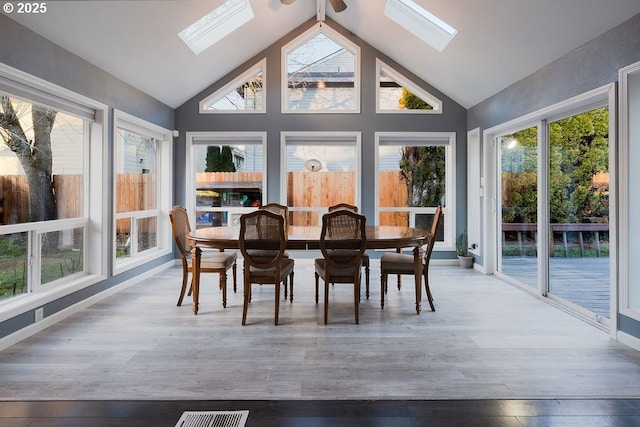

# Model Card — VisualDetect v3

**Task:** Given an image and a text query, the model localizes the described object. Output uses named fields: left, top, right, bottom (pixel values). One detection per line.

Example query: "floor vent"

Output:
left=175, top=410, right=249, bottom=427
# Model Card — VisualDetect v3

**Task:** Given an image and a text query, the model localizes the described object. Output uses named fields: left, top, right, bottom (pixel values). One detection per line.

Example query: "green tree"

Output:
left=549, top=107, right=609, bottom=223
left=398, top=90, right=443, bottom=207
left=205, top=145, right=236, bottom=172
left=398, top=88, right=433, bottom=110
left=0, top=96, right=58, bottom=224
left=502, top=107, right=609, bottom=224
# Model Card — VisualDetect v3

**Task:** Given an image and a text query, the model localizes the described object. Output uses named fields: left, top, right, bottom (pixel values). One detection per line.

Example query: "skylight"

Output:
left=384, top=0, right=457, bottom=52
left=178, top=0, right=254, bottom=55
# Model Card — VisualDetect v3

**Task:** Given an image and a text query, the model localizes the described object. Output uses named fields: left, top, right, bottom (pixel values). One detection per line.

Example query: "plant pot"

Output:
left=458, top=255, right=473, bottom=268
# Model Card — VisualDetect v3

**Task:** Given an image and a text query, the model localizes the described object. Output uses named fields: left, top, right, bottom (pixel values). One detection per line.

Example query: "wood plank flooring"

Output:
left=3, top=399, right=640, bottom=426
left=1, top=260, right=640, bottom=401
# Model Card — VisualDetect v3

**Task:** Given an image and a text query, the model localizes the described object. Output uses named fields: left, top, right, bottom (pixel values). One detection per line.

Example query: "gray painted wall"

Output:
left=0, top=14, right=175, bottom=340
left=467, top=13, right=640, bottom=340
left=469, top=13, right=640, bottom=130
left=175, top=17, right=468, bottom=253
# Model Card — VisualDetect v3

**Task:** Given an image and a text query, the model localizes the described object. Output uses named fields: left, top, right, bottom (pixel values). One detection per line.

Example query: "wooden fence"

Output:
left=1, top=174, right=151, bottom=226
left=195, top=171, right=411, bottom=226
left=2, top=171, right=412, bottom=226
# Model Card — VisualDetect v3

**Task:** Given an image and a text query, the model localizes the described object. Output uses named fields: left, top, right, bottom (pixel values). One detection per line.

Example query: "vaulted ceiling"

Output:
left=8, top=0, right=640, bottom=109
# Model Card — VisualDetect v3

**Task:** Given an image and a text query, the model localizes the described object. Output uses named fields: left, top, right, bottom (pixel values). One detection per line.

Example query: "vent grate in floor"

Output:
left=175, top=410, right=249, bottom=427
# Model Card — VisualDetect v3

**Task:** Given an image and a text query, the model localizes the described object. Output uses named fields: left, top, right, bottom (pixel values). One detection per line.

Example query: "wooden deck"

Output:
left=502, top=256, right=610, bottom=318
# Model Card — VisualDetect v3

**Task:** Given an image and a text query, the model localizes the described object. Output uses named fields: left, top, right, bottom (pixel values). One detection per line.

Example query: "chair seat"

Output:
left=380, top=252, right=417, bottom=273
left=248, top=257, right=295, bottom=280
left=314, top=258, right=362, bottom=280
left=188, top=252, right=237, bottom=271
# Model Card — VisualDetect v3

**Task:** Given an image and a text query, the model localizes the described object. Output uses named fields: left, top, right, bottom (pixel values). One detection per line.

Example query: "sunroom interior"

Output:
left=2, top=0, right=640, bottom=412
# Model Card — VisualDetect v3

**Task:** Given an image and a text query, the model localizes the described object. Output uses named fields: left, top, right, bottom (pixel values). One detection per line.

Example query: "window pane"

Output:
left=0, top=232, right=28, bottom=300
left=378, top=67, right=437, bottom=111
left=378, top=145, right=446, bottom=208
left=286, top=144, right=356, bottom=225
left=137, top=216, right=157, bottom=253
left=203, top=70, right=264, bottom=111
left=1, top=96, right=85, bottom=224
left=499, top=127, right=538, bottom=288
left=194, top=144, right=263, bottom=228
left=548, top=107, right=610, bottom=318
left=115, top=128, right=157, bottom=213
left=286, top=33, right=356, bottom=111
left=41, top=227, right=84, bottom=285
left=116, top=218, right=131, bottom=259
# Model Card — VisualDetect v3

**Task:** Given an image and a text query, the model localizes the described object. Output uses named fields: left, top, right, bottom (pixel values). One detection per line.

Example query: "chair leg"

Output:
left=177, top=269, right=189, bottom=306
left=365, top=264, right=370, bottom=299
left=289, top=271, right=294, bottom=303
left=275, top=280, right=281, bottom=326
left=242, top=279, right=250, bottom=325
left=232, top=262, right=237, bottom=293
left=315, top=272, right=320, bottom=304
left=220, top=270, right=227, bottom=308
left=354, top=277, right=360, bottom=325
left=324, top=280, right=329, bottom=325
left=424, top=269, right=435, bottom=312
left=380, top=272, right=386, bottom=309
left=283, top=278, right=288, bottom=300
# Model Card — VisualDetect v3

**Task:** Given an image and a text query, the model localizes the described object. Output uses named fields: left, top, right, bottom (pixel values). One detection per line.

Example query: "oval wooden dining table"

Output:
left=187, top=225, right=431, bottom=316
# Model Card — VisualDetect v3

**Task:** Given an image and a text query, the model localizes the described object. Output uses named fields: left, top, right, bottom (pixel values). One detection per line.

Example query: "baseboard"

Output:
left=617, top=330, right=640, bottom=351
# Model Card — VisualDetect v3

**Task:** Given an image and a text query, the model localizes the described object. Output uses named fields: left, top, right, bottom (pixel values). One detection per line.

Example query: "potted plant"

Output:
left=456, top=229, right=473, bottom=268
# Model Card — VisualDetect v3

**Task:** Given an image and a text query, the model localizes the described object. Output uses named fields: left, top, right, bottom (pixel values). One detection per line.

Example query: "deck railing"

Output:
left=502, top=222, right=609, bottom=257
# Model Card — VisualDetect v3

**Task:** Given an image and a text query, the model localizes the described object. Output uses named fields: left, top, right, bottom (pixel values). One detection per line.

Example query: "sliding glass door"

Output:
left=498, top=126, right=538, bottom=288
left=494, top=100, right=611, bottom=324
left=547, top=107, right=610, bottom=319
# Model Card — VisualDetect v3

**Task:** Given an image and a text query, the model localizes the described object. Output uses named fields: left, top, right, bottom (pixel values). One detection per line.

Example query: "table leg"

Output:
left=414, top=247, right=422, bottom=314
left=192, top=246, right=202, bottom=315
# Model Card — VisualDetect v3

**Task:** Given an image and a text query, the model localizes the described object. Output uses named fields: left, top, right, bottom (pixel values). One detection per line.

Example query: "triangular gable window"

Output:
left=282, top=22, right=360, bottom=113
left=376, top=59, right=442, bottom=114
left=199, top=59, right=266, bottom=113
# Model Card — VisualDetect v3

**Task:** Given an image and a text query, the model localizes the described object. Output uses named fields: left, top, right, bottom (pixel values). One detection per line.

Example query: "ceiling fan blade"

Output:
left=328, top=0, right=347, bottom=13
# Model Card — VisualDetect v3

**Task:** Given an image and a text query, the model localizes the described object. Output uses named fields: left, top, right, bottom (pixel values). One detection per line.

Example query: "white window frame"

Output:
left=483, top=83, right=616, bottom=336
left=0, top=62, right=107, bottom=319
left=185, top=131, right=267, bottom=227
left=113, top=110, right=173, bottom=275
left=280, top=131, right=361, bottom=224
left=375, top=59, right=442, bottom=114
left=619, top=60, right=640, bottom=323
left=199, top=59, right=266, bottom=114
left=374, top=132, right=456, bottom=252
left=281, top=22, right=361, bottom=114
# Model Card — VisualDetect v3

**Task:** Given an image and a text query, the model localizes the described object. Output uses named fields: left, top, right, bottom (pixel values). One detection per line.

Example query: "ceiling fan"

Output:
left=281, top=0, right=347, bottom=13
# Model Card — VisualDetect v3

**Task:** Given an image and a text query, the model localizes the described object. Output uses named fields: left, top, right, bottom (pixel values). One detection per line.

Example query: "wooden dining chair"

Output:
left=379, top=205, right=442, bottom=312
left=327, top=203, right=370, bottom=299
left=260, top=203, right=289, bottom=229
left=169, top=205, right=237, bottom=308
left=314, top=209, right=367, bottom=324
left=239, top=210, right=295, bottom=325
left=258, top=202, right=292, bottom=298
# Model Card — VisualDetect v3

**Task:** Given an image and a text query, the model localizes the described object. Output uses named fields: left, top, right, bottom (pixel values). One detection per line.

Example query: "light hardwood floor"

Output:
left=1, top=259, right=640, bottom=401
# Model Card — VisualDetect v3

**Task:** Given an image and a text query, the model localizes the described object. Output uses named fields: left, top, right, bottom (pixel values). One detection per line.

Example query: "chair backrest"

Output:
left=424, top=205, right=443, bottom=264
left=169, top=205, right=191, bottom=257
left=239, top=210, right=287, bottom=269
left=320, top=209, right=366, bottom=269
left=328, top=203, right=358, bottom=213
left=260, top=203, right=289, bottom=230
